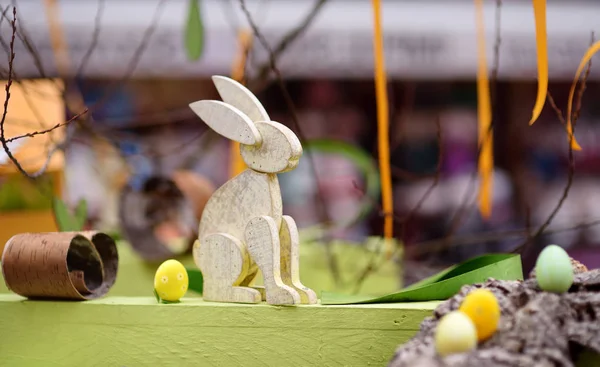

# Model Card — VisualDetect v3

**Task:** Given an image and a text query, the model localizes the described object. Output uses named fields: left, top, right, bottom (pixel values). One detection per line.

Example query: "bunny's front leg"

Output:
left=245, top=216, right=301, bottom=305
left=279, top=216, right=318, bottom=304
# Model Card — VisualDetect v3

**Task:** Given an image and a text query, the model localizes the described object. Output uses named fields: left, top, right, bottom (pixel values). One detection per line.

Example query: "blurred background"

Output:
left=2, top=0, right=600, bottom=291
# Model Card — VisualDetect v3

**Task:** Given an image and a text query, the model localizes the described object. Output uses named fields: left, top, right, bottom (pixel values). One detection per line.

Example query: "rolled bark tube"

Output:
left=1, top=231, right=118, bottom=300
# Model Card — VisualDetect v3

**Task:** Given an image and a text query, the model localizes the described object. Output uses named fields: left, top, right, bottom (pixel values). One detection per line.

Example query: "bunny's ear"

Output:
left=212, top=76, right=270, bottom=122
left=189, top=100, right=262, bottom=145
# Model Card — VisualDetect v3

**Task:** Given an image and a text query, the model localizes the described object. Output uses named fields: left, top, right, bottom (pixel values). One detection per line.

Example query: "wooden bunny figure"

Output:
left=189, top=76, right=317, bottom=305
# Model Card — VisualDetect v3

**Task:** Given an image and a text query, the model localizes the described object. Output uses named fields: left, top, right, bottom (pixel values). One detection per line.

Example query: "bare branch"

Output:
left=87, top=0, right=167, bottom=113
left=411, top=218, right=600, bottom=258
left=76, top=0, right=105, bottom=77
left=0, top=7, right=33, bottom=178
left=5, top=108, right=88, bottom=144
left=438, top=0, right=503, bottom=251
left=513, top=32, right=595, bottom=255
left=247, top=0, right=329, bottom=91
left=0, top=7, right=87, bottom=180
left=239, top=0, right=340, bottom=283
left=400, top=115, right=443, bottom=227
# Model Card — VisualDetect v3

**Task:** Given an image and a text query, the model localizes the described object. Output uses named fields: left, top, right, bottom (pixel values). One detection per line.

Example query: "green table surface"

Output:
left=0, top=294, right=439, bottom=366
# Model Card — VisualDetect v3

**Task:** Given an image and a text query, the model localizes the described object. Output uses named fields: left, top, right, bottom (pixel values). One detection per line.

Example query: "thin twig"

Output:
left=76, top=0, right=105, bottom=77
left=512, top=33, right=594, bottom=255
left=399, top=115, right=443, bottom=228
left=247, top=0, right=329, bottom=91
left=410, top=218, right=600, bottom=258
left=0, top=7, right=87, bottom=180
left=85, top=0, right=167, bottom=114
left=0, top=7, right=32, bottom=178
left=6, top=108, right=88, bottom=143
left=239, top=0, right=340, bottom=283
left=0, top=6, right=57, bottom=85
left=439, top=0, right=503, bottom=251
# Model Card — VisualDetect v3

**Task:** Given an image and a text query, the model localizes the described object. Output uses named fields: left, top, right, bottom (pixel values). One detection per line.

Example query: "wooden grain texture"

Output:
left=190, top=75, right=315, bottom=306
left=0, top=294, right=439, bottom=366
left=213, top=75, right=270, bottom=122
left=246, top=216, right=301, bottom=305
left=188, top=100, right=262, bottom=145
left=197, top=234, right=262, bottom=304
left=240, top=121, right=302, bottom=173
left=1, top=232, right=118, bottom=300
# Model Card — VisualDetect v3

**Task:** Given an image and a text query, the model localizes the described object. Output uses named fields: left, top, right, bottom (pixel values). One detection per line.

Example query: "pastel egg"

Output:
left=154, top=259, right=189, bottom=302
left=434, top=311, right=477, bottom=357
left=459, top=288, right=500, bottom=342
left=535, top=244, right=574, bottom=293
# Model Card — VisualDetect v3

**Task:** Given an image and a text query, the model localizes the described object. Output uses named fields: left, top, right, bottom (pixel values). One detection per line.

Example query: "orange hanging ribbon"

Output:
left=474, top=0, right=493, bottom=219
left=529, top=0, right=548, bottom=126
left=530, top=0, right=580, bottom=150
left=566, top=40, right=600, bottom=151
left=228, top=29, right=254, bottom=178
left=371, top=0, right=394, bottom=256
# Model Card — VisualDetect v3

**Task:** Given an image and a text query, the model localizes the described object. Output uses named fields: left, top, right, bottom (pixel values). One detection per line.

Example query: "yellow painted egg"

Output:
left=459, top=288, right=500, bottom=342
left=154, top=259, right=189, bottom=302
left=434, top=310, right=477, bottom=357
left=535, top=244, right=574, bottom=294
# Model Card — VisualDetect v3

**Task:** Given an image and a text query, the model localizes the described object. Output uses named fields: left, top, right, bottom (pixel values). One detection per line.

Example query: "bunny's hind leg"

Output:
left=279, top=216, right=318, bottom=304
left=195, top=233, right=262, bottom=304
left=245, top=216, right=301, bottom=305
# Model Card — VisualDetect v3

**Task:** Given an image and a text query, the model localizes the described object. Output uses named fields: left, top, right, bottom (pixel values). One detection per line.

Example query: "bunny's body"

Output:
left=189, top=76, right=317, bottom=305
left=198, top=170, right=282, bottom=242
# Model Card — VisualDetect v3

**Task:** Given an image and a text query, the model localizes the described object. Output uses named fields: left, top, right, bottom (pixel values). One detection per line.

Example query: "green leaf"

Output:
left=153, top=288, right=161, bottom=303
left=153, top=288, right=180, bottom=304
left=304, top=139, right=380, bottom=227
left=52, top=197, right=79, bottom=232
left=74, top=199, right=88, bottom=230
left=186, top=267, right=203, bottom=294
left=52, top=197, right=87, bottom=232
left=320, top=254, right=523, bottom=304
left=184, top=0, right=204, bottom=61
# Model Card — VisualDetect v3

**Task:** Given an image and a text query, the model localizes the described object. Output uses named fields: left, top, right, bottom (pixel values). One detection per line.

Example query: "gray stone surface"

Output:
left=389, top=269, right=600, bottom=367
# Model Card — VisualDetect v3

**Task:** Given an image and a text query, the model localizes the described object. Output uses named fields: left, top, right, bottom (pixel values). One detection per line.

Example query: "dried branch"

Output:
left=239, top=0, right=340, bottom=283
left=76, top=0, right=166, bottom=117
left=435, top=0, right=503, bottom=253
left=0, top=7, right=87, bottom=180
left=0, top=6, right=57, bottom=84
left=247, top=0, right=329, bottom=91
left=0, top=7, right=33, bottom=178
left=512, top=32, right=594, bottom=255
left=76, top=0, right=105, bottom=77
left=5, top=108, right=88, bottom=144
left=399, top=115, right=443, bottom=231
left=410, top=218, right=600, bottom=258
left=0, top=6, right=58, bottom=136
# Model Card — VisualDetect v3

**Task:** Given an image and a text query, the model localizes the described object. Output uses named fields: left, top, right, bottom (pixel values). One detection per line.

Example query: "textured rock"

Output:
left=389, top=269, right=600, bottom=367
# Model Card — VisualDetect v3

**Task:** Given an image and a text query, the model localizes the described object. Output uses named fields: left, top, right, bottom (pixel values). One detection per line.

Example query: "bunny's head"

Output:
left=189, top=76, right=302, bottom=174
